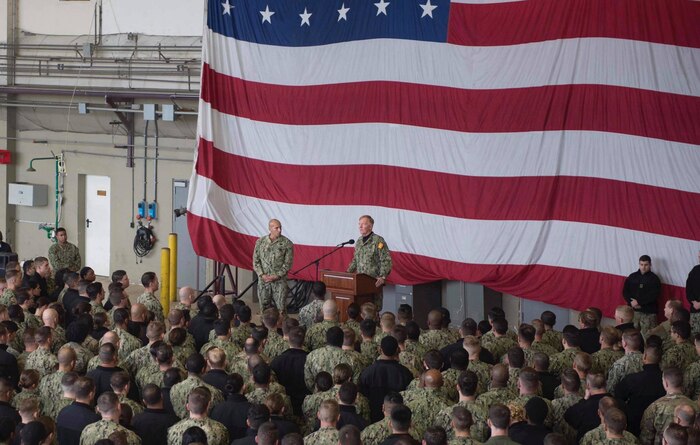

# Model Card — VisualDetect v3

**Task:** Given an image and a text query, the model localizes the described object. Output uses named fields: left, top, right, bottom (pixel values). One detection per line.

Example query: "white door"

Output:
left=84, top=175, right=111, bottom=276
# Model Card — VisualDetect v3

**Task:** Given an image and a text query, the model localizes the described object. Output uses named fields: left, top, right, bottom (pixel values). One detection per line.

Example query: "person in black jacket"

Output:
left=188, top=300, right=218, bottom=351
left=270, top=326, right=308, bottom=416
left=210, top=373, right=251, bottom=441
left=687, top=251, right=700, bottom=335
left=0, top=378, right=20, bottom=426
left=623, top=255, right=662, bottom=335
left=264, top=393, right=299, bottom=439
left=56, top=377, right=101, bottom=445
left=564, top=373, right=611, bottom=441
left=615, top=345, right=665, bottom=436
left=0, top=325, right=19, bottom=387
left=359, top=336, right=414, bottom=423
left=131, top=384, right=179, bottom=445
left=202, top=348, right=229, bottom=394
left=337, top=382, right=367, bottom=431
left=86, top=343, right=128, bottom=398
left=577, top=311, right=601, bottom=355
left=0, top=231, right=11, bottom=253
left=509, top=397, right=552, bottom=445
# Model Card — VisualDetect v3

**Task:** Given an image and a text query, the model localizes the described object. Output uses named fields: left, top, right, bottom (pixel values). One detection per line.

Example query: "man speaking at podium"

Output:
left=347, top=215, right=392, bottom=310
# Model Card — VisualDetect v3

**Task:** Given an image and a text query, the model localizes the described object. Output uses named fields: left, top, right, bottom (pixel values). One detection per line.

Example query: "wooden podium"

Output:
left=320, top=270, right=378, bottom=322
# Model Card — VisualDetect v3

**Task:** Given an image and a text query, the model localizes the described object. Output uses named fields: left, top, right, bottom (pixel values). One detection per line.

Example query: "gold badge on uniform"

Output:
left=378, top=242, right=384, bottom=249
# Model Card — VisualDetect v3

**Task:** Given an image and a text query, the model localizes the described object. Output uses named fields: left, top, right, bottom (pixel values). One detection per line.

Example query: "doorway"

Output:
left=83, top=175, right=111, bottom=276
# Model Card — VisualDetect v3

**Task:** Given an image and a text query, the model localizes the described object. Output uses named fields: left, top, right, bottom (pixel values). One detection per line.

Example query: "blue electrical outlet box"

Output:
left=137, top=201, right=147, bottom=219
left=148, top=201, right=158, bottom=219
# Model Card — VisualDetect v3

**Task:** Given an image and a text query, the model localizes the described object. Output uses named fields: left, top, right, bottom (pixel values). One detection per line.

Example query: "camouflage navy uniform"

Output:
left=306, top=320, right=340, bottom=351
left=553, top=384, right=585, bottom=400
left=83, top=335, right=99, bottom=355
left=684, top=360, right=700, bottom=399
left=119, top=393, right=144, bottom=415
left=253, top=234, right=294, bottom=313
left=405, top=340, right=428, bottom=361
left=170, top=376, right=224, bottom=419
left=506, top=368, right=521, bottom=395
left=263, top=330, right=288, bottom=361
left=231, top=323, right=253, bottom=349
left=11, top=388, right=43, bottom=413
left=114, top=327, right=142, bottom=362
left=449, top=438, right=483, bottom=445
left=549, top=347, right=581, bottom=375
left=468, top=360, right=491, bottom=396
left=592, top=348, right=624, bottom=378
left=137, top=291, right=165, bottom=322
left=551, top=393, right=583, bottom=444
left=399, top=350, right=423, bottom=378
left=66, top=341, right=94, bottom=374
left=485, top=337, right=518, bottom=362
left=607, top=351, right=643, bottom=395
left=304, top=345, right=357, bottom=390
left=246, top=386, right=293, bottom=415
left=476, top=387, right=516, bottom=411
left=531, top=340, right=559, bottom=357
left=580, top=425, right=639, bottom=445
left=79, top=419, right=141, bottom=445
left=125, top=344, right=156, bottom=377
left=661, top=341, right=697, bottom=371
left=39, top=370, right=66, bottom=418
left=299, top=299, right=325, bottom=329
left=402, top=387, right=452, bottom=437
left=90, top=300, right=107, bottom=317
left=0, top=288, right=16, bottom=306
left=49, top=241, right=81, bottom=272
left=343, top=319, right=362, bottom=341
left=25, top=347, right=58, bottom=378
left=347, top=232, right=392, bottom=310
left=420, top=329, right=457, bottom=351
left=167, top=417, right=228, bottom=445
left=640, top=393, right=696, bottom=445
left=541, top=330, right=564, bottom=352
left=23, top=310, right=42, bottom=330
left=304, top=426, right=339, bottom=445
left=360, top=339, right=379, bottom=366
left=435, top=400, right=489, bottom=442
left=200, top=337, right=242, bottom=365
left=361, top=419, right=421, bottom=445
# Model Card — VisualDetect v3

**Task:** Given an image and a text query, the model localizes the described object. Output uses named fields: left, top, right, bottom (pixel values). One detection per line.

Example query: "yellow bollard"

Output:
left=161, top=247, right=170, bottom=316
left=169, top=233, right=178, bottom=302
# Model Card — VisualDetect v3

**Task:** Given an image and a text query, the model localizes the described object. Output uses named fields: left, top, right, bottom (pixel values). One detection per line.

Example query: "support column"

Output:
left=0, top=0, right=18, bottom=246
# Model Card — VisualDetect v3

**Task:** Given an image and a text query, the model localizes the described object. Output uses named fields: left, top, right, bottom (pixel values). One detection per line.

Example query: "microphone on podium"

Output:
left=337, top=239, right=355, bottom=247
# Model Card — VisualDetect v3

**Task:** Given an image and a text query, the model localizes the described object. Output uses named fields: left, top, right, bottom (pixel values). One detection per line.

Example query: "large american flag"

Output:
left=188, top=0, right=700, bottom=315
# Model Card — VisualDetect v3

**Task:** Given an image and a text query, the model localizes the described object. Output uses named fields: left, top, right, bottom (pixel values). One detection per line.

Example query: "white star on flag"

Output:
left=374, top=0, right=390, bottom=16
left=419, top=0, right=437, bottom=18
left=337, top=3, right=350, bottom=21
left=260, top=5, right=275, bottom=24
left=299, top=8, right=312, bottom=26
left=221, top=0, right=233, bottom=15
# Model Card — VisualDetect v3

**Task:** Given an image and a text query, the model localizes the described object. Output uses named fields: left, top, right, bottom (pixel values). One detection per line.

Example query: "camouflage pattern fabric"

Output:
left=253, top=234, right=294, bottom=313
left=640, top=393, right=696, bottom=445
left=124, top=344, right=155, bottom=377
left=660, top=342, right=697, bottom=371
left=169, top=376, right=224, bottom=419
left=65, top=341, right=94, bottom=375
left=23, top=310, right=42, bottom=330
left=360, top=419, right=421, bottom=445
left=691, top=313, right=700, bottom=337
left=51, top=326, right=67, bottom=354
left=579, top=424, right=639, bottom=445
left=49, top=242, right=81, bottom=272
left=541, top=330, right=564, bottom=352
left=511, top=394, right=554, bottom=428
left=531, top=340, right=559, bottom=357
left=82, top=335, right=100, bottom=355
left=343, top=319, right=362, bottom=341
left=607, top=351, right=644, bottom=395
left=137, top=292, right=165, bottom=322
left=246, top=386, right=294, bottom=416
left=442, top=368, right=463, bottom=403
left=119, top=393, right=144, bottom=415
left=231, top=323, right=253, bottom=349
left=551, top=393, right=583, bottom=444
left=200, top=337, right=242, bottom=365
left=11, top=388, right=43, bottom=414
left=0, top=288, right=16, bottom=306
left=449, top=438, right=484, bottom=445
left=684, top=360, right=700, bottom=399
left=420, top=329, right=457, bottom=351
left=405, top=340, right=428, bottom=361
left=434, top=400, right=489, bottom=442
left=304, top=345, right=357, bottom=390
left=114, top=327, right=142, bottom=362
left=399, top=350, right=423, bottom=378
left=592, top=348, right=624, bottom=378
left=167, top=417, right=229, bottom=445
left=549, top=348, right=581, bottom=375
left=347, top=233, right=392, bottom=280
left=25, top=347, right=58, bottom=378
left=485, top=337, right=518, bottom=362
left=263, top=330, right=288, bottom=361
left=79, top=419, right=141, bottom=445
left=402, top=387, right=452, bottom=438
left=506, top=368, right=521, bottom=395
left=299, top=299, right=325, bottom=329
left=634, top=312, right=658, bottom=337
left=306, top=320, right=340, bottom=351
left=360, top=340, right=380, bottom=366
left=476, top=387, right=517, bottom=410
left=303, top=426, right=339, bottom=445
left=38, top=370, right=66, bottom=417
left=553, top=384, right=584, bottom=400
left=467, top=360, right=492, bottom=396
left=89, top=300, right=107, bottom=317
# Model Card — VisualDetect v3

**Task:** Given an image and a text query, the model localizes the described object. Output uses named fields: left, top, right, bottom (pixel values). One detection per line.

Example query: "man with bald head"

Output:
left=38, top=345, right=76, bottom=418
left=306, top=299, right=340, bottom=351
left=129, top=303, right=150, bottom=345
left=173, top=286, right=195, bottom=315
left=253, top=218, right=294, bottom=315
left=42, top=306, right=66, bottom=352
left=476, top=364, right=517, bottom=409
left=401, top=369, right=450, bottom=438
left=420, top=310, right=454, bottom=351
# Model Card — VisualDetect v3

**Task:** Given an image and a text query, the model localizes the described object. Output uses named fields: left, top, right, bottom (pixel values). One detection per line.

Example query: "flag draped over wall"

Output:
left=188, top=0, right=700, bottom=315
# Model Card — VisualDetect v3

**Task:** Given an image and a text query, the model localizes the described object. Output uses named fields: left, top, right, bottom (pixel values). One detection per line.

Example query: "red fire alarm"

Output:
left=0, top=150, right=10, bottom=165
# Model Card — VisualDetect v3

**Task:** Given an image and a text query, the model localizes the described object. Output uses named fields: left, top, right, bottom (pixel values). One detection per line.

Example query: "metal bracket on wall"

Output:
left=105, top=97, right=135, bottom=167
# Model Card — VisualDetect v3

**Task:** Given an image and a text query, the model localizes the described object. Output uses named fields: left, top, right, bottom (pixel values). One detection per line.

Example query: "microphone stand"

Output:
left=291, top=243, right=351, bottom=282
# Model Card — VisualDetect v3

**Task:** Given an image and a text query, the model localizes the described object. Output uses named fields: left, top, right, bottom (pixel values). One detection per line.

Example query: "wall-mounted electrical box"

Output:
left=8, top=183, right=49, bottom=206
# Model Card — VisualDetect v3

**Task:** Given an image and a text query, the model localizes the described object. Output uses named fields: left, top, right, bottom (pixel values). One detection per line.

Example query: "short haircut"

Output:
left=248, top=404, right=271, bottom=430
left=561, top=368, right=581, bottom=393
left=97, top=391, right=120, bottom=415
left=182, top=426, right=208, bottom=445
left=110, top=371, right=130, bottom=392
left=73, top=377, right=96, bottom=399
left=518, top=324, right=536, bottom=344
left=451, top=406, right=473, bottom=432
left=586, top=373, right=607, bottom=391
left=311, top=281, right=326, bottom=299
left=281, top=433, right=303, bottom=445
left=19, top=421, right=48, bottom=445
left=579, top=311, right=598, bottom=328
left=457, top=370, right=478, bottom=397
left=163, top=368, right=182, bottom=388
left=238, top=305, right=252, bottom=323
left=533, top=352, right=550, bottom=371
left=338, top=382, right=358, bottom=405
left=261, top=308, right=280, bottom=329
left=664, top=367, right=684, bottom=388
left=185, top=353, right=206, bottom=374
left=492, top=318, right=508, bottom=335
left=540, top=311, right=556, bottom=327
left=187, top=387, right=211, bottom=415
left=360, top=319, right=377, bottom=338
left=524, top=397, right=549, bottom=426
left=622, top=330, right=643, bottom=351
left=326, top=326, right=344, bottom=347
left=639, top=255, right=651, bottom=263
left=263, top=393, right=285, bottom=415
left=573, top=352, right=593, bottom=374
left=663, top=423, right=688, bottom=445
left=423, top=426, right=447, bottom=445
left=99, top=343, right=117, bottom=363
left=315, top=372, right=333, bottom=392
left=507, top=347, right=525, bottom=368
left=604, top=407, right=627, bottom=435
left=223, top=373, right=245, bottom=397
left=389, top=404, right=412, bottom=432
left=252, top=363, right=272, bottom=385
left=142, top=384, right=162, bottom=406
left=256, top=422, right=279, bottom=445
left=19, top=398, right=40, bottom=415
left=450, top=348, right=468, bottom=369
left=338, top=424, right=362, bottom=445
left=518, top=368, right=540, bottom=391
left=58, top=345, right=77, bottom=365
left=333, top=363, right=353, bottom=384
left=563, top=331, right=579, bottom=348
left=141, top=272, right=157, bottom=288
left=672, top=321, right=692, bottom=340
left=600, top=326, right=620, bottom=346
left=544, top=433, right=567, bottom=445
left=488, top=404, right=511, bottom=429
left=207, top=347, right=226, bottom=368
left=380, top=335, right=399, bottom=357
left=288, top=326, right=305, bottom=348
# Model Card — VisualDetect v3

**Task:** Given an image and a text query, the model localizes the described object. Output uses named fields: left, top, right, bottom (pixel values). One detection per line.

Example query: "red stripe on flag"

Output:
left=196, top=139, right=700, bottom=241
left=447, top=0, right=700, bottom=48
left=187, top=212, right=685, bottom=317
left=201, top=64, right=700, bottom=145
